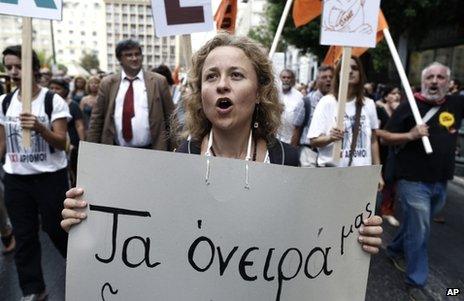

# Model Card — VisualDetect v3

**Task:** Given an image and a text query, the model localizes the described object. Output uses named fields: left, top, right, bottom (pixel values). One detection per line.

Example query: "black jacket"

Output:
left=176, top=138, right=300, bottom=167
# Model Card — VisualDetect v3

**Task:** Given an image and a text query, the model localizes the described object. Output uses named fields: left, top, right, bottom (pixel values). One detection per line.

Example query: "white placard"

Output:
left=320, top=0, right=380, bottom=47
left=66, top=142, right=381, bottom=301
left=0, top=0, right=62, bottom=20
left=151, top=0, right=214, bottom=37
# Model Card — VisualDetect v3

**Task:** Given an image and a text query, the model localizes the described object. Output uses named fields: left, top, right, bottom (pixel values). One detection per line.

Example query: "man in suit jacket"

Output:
left=87, top=39, right=175, bottom=150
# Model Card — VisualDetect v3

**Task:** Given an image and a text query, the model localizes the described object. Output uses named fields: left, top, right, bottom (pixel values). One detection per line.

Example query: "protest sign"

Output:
left=66, top=142, right=381, bottom=301
left=0, top=0, right=62, bottom=20
left=320, top=0, right=381, bottom=48
left=151, top=0, right=214, bottom=37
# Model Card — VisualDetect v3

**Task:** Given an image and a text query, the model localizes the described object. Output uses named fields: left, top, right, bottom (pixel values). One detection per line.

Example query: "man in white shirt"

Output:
left=293, top=65, right=334, bottom=166
left=277, top=69, right=304, bottom=145
left=87, top=40, right=175, bottom=150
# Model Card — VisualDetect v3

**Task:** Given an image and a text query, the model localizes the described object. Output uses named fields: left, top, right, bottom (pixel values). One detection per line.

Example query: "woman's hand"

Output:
left=378, top=176, right=385, bottom=192
left=19, top=113, right=46, bottom=133
left=329, top=127, right=344, bottom=142
left=61, top=187, right=87, bottom=232
left=358, top=215, right=383, bottom=254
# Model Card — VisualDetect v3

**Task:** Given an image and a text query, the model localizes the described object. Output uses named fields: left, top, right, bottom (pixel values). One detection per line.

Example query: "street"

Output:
left=1, top=181, right=463, bottom=301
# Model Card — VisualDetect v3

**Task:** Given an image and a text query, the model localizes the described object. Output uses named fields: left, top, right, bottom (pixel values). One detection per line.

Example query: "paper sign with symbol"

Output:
left=320, top=0, right=381, bottom=47
left=151, top=0, right=214, bottom=37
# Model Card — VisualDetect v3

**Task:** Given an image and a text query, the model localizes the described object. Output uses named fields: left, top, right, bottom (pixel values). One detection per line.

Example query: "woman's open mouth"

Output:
left=216, top=98, right=233, bottom=114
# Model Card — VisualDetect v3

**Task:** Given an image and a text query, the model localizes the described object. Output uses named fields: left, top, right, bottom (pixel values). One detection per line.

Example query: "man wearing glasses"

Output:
left=87, top=39, right=175, bottom=150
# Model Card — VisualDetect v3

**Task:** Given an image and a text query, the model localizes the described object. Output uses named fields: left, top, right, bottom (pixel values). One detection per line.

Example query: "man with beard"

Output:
left=277, top=69, right=304, bottom=145
left=294, top=65, right=333, bottom=166
left=382, top=62, right=464, bottom=301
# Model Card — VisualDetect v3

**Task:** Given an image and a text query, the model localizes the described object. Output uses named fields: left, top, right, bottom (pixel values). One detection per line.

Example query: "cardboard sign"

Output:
left=320, top=0, right=380, bottom=47
left=151, top=0, right=214, bottom=37
left=0, top=0, right=62, bottom=20
left=66, top=142, right=381, bottom=301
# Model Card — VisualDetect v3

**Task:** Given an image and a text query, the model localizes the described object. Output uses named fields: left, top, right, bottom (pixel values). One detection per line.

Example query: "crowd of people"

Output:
left=0, top=33, right=462, bottom=301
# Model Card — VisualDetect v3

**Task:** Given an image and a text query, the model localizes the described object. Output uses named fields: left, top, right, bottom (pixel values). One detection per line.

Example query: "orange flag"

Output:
left=214, top=0, right=238, bottom=34
left=323, top=11, right=389, bottom=65
left=292, top=0, right=322, bottom=28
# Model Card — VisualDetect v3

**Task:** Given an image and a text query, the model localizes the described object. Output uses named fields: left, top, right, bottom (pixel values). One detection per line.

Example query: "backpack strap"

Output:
left=44, top=91, right=56, bottom=153
left=2, top=91, right=15, bottom=116
left=348, top=102, right=363, bottom=167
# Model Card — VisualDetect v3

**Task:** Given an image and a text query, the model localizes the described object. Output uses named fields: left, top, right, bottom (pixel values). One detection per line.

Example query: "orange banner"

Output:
left=214, top=0, right=238, bottom=34
left=292, top=0, right=322, bottom=28
left=323, top=11, right=389, bottom=65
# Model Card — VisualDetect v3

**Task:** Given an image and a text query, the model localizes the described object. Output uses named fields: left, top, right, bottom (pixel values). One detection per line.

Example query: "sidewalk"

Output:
left=452, top=175, right=464, bottom=188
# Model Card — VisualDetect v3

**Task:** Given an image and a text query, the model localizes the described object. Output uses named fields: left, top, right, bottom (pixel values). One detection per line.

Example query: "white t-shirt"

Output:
left=277, top=87, right=304, bottom=144
left=307, top=95, right=379, bottom=167
left=0, top=88, right=71, bottom=175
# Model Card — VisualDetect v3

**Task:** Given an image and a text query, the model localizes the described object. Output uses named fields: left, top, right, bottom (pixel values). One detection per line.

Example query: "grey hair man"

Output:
left=382, top=62, right=464, bottom=301
left=277, top=69, right=305, bottom=145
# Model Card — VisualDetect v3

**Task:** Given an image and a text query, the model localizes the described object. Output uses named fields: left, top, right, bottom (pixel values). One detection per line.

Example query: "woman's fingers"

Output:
left=60, top=218, right=83, bottom=233
left=358, top=215, right=383, bottom=254
left=63, top=197, right=87, bottom=209
left=61, top=208, right=87, bottom=220
left=364, top=215, right=383, bottom=227
left=358, top=235, right=382, bottom=248
left=361, top=244, right=379, bottom=254
left=65, top=187, right=84, bottom=198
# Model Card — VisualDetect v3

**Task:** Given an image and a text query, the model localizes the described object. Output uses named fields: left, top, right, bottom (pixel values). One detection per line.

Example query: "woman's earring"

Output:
left=253, top=103, right=260, bottom=129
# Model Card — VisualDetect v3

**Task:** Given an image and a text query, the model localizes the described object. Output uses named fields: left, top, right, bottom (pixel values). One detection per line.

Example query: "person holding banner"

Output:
left=0, top=45, right=70, bottom=301
left=308, top=56, right=382, bottom=175
left=62, top=33, right=383, bottom=255
left=382, top=62, right=464, bottom=300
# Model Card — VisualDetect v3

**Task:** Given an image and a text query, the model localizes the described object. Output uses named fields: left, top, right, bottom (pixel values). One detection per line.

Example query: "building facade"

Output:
left=103, top=0, right=177, bottom=72
left=235, top=0, right=267, bottom=37
left=54, top=0, right=107, bottom=71
left=1, top=0, right=178, bottom=74
left=0, top=17, right=53, bottom=60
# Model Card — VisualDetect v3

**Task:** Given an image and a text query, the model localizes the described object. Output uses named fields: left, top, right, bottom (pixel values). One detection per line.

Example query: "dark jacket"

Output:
left=176, top=138, right=300, bottom=166
left=86, top=71, right=175, bottom=150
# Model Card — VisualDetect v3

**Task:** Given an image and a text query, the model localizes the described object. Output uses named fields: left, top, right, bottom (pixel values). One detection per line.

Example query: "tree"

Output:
left=80, top=52, right=100, bottom=72
left=37, top=50, right=53, bottom=68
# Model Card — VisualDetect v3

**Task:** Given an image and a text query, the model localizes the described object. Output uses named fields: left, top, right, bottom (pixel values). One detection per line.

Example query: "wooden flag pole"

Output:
left=21, top=17, right=33, bottom=148
left=175, top=35, right=181, bottom=67
left=383, top=27, right=433, bottom=154
left=269, top=0, right=294, bottom=58
left=331, top=46, right=352, bottom=164
left=181, top=34, right=192, bottom=69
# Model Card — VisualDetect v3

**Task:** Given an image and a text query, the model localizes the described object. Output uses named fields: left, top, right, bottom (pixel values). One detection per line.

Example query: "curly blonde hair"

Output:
left=183, top=33, right=283, bottom=143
